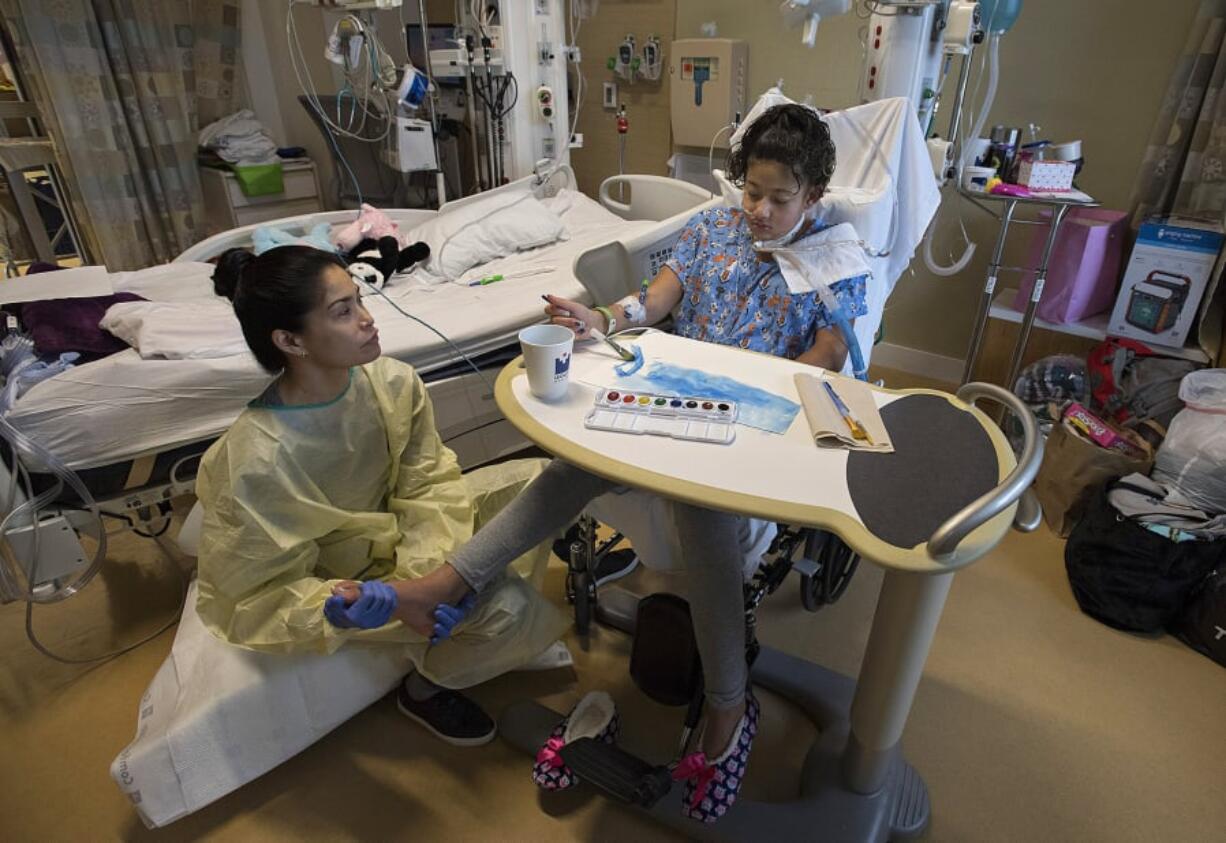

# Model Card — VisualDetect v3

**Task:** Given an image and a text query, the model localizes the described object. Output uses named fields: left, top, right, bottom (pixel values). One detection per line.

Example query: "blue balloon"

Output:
left=979, top=0, right=1023, bottom=34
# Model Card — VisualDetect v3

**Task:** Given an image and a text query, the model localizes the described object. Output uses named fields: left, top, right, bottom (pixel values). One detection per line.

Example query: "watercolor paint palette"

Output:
left=584, top=389, right=738, bottom=444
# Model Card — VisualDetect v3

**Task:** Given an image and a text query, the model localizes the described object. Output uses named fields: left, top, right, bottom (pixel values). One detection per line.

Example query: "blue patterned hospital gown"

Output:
left=664, top=207, right=868, bottom=360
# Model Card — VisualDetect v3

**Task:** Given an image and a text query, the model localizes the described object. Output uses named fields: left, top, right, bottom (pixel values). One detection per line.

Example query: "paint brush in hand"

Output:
left=540, top=294, right=636, bottom=362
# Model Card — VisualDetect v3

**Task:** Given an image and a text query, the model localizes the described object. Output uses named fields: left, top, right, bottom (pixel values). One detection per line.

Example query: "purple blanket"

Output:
left=20, top=293, right=145, bottom=360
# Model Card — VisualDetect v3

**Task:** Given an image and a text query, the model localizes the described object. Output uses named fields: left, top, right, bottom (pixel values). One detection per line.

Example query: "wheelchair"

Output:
left=564, top=518, right=861, bottom=638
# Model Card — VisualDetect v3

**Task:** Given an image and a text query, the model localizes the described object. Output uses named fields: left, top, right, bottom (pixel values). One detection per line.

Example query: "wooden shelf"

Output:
left=987, top=290, right=1210, bottom=364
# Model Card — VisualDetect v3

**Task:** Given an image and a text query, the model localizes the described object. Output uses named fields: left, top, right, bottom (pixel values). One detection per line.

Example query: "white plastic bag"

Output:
left=1152, top=369, right=1226, bottom=514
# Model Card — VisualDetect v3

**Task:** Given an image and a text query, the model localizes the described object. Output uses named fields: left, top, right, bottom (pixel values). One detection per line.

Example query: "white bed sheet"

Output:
left=8, top=190, right=655, bottom=470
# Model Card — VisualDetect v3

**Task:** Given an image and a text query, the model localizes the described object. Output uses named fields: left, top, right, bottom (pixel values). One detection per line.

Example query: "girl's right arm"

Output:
left=544, top=265, right=684, bottom=338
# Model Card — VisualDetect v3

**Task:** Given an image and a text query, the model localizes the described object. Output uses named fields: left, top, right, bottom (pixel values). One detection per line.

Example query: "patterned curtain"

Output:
left=0, top=0, right=244, bottom=269
left=1128, top=0, right=1226, bottom=364
left=1128, top=0, right=1226, bottom=226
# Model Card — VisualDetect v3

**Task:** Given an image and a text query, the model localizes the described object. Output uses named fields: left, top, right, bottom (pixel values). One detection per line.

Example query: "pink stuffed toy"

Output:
left=333, top=203, right=406, bottom=251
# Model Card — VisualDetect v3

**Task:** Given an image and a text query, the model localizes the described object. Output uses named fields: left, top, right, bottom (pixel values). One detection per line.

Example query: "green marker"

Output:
left=468, top=274, right=504, bottom=287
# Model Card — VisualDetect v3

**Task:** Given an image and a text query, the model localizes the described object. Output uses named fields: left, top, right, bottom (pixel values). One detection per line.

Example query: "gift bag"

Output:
left=1013, top=208, right=1128, bottom=324
left=1033, top=422, right=1152, bottom=537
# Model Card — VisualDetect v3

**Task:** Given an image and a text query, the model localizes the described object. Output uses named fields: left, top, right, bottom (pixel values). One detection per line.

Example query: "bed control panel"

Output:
left=645, top=245, right=673, bottom=281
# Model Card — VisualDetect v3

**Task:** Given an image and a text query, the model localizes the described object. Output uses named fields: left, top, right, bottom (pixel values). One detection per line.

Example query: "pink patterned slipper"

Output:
left=532, top=690, right=620, bottom=791
left=672, top=689, right=760, bottom=822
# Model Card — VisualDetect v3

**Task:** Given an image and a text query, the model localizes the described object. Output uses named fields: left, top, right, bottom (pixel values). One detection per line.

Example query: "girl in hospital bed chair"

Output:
left=349, top=104, right=869, bottom=824
left=194, top=245, right=566, bottom=748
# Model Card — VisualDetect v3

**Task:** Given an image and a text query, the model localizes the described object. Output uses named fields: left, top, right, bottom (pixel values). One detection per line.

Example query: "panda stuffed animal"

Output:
left=345, top=236, right=430, bottom=290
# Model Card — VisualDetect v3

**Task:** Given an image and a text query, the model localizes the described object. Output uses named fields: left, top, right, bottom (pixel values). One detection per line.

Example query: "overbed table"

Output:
left=496, top=331, right=1041, bottom=842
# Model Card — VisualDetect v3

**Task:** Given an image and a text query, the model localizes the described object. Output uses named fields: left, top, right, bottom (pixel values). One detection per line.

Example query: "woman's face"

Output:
left=741, top=159, right=821, bottom=242
left=293, top=265, right=381, bottom=367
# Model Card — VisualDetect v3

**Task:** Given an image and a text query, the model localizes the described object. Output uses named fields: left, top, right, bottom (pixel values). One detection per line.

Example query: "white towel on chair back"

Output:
left=716, top=95, right=941, bottom=371
left=586, top=489, right=775, bottom=580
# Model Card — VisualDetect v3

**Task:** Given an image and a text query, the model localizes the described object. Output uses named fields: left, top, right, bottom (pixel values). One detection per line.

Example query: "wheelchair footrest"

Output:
left=558, top=737, right=673, bottom=808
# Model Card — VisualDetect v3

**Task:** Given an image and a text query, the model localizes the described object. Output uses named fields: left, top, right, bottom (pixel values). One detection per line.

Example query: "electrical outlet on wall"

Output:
left=603, top=81, right=618, bottom=109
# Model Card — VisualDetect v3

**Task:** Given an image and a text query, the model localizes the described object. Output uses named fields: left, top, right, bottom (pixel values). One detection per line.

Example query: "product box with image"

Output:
left=1107, top=216, right=1224, bottom=348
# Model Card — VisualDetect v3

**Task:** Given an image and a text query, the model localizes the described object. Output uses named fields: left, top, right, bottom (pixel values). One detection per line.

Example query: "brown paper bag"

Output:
left=1034, top=423, right=1153, bottom=537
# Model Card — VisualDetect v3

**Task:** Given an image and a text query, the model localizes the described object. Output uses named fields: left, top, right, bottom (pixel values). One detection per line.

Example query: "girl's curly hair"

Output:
left=726, top=103, right=836, bottom=194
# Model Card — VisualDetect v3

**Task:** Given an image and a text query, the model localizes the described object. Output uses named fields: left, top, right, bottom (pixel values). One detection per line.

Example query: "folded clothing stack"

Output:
left=198, top=109, right=282, bottom=196
left=198, top=109, right=278, bottom=165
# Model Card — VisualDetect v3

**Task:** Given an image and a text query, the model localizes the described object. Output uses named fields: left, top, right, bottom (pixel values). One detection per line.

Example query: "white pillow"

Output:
left=101, top=300, right=248, bottom=360
left=110, top=262, right=220, bottom=302
left=408, top=189, right=567, bottom=281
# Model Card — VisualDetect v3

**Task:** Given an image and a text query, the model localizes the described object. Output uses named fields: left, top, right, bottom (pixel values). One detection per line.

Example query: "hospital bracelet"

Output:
left=593, top=305, right=616, bottom=335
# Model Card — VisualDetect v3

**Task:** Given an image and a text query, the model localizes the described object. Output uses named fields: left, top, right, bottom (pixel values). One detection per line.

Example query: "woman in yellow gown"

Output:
left=195, top=245, right=565, bottom=746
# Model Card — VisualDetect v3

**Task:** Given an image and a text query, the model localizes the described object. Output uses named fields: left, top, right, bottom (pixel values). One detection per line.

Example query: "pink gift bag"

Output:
left=1012, top=208, right=1128, bottom=324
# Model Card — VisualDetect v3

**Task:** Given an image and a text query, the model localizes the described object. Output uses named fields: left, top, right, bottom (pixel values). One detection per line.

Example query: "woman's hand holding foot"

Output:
left=389, top=564, right=473, bottom=638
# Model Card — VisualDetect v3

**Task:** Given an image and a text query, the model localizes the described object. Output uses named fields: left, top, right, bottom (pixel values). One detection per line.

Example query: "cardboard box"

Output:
left=1107, top=216, right=1224, bottom=348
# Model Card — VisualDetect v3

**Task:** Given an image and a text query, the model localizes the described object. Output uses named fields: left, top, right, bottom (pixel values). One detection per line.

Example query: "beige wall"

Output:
left=241, top=3, right=1203, bottom=359
left=675, top=0, right=864, bottom=111
left=569, top=0, right=677, bottom=196
left=675, top=0, right=1201, bottom=360
left=248, top=1, right=339, bottom=207
left=243, top=1, right=453, bottom=210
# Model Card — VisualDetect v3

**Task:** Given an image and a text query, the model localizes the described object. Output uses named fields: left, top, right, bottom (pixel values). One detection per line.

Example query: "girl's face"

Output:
left=741, top=159, right=822, bottom=242
left=279, top=265, right=381, bottom=368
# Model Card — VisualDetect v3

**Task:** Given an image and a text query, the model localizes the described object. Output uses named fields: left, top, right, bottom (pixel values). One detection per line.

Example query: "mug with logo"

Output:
left=519, top=324, right=575, bottom=401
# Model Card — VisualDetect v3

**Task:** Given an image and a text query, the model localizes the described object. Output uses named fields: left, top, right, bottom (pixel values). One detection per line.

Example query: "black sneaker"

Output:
left=396, top=681, right=496, bottom=747
left=593, top=548, right=640, bottom=587
left=553, top=524, right=640, bottom=587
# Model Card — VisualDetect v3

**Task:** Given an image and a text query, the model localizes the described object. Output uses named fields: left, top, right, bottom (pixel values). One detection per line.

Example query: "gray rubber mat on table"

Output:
left=846, top=394, right=999, bottom=550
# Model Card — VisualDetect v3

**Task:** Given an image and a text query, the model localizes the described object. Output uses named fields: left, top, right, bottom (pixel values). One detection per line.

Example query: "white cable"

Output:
left=922, top=33, right=1000, bottom=277
left=0, top=412, right=106, bottom=605
left=707, top=123, right=733, bottom=198
left=286, top=1, right=391, bottom=143
left=363, top=283, right=493, bottom=392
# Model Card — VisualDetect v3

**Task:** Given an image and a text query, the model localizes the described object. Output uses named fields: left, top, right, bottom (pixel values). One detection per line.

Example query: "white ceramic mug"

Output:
left=519, top=324, right=575, bottom=402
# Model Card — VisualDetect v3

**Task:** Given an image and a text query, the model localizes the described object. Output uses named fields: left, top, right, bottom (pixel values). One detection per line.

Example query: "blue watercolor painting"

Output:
left=614, top=362, right=800, bottom=434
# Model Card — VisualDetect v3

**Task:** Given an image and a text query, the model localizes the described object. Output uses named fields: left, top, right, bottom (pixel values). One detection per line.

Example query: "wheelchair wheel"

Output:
left=799, top=532, right=861, bottom=612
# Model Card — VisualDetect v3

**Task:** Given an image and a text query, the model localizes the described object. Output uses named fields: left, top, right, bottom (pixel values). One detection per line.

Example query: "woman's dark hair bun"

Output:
left=214, top=248, right=257, bottom=301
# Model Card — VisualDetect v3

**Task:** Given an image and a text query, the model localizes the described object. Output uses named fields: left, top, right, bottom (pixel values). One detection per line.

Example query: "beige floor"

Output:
left=3, top=368, right=1224, bottom=842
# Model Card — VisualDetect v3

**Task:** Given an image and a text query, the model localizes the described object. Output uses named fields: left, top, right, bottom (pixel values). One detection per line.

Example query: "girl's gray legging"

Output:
left=448, top=459, right=749, bottom=710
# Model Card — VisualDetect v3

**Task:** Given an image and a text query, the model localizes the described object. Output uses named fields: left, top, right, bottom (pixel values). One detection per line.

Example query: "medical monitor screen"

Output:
left=406, top=23, right=462, bottom=88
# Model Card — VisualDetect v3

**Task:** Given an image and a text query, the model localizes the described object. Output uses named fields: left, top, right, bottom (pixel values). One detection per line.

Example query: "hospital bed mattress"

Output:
left=6, top=190, right=656, bottom=473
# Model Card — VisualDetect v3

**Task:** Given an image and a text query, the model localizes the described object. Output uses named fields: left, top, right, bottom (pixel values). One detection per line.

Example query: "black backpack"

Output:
left=1064, top=484, right=1224, bottom=633
left=1172, top=568, right=1226, bottom=668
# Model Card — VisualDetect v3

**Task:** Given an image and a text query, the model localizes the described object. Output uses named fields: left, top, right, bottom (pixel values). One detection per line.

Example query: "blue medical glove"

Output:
left=430, top=591, right=477, bottom=645
left=324, top=594, right=358, bottom=629
left=324, top=580, right=399, bottom=630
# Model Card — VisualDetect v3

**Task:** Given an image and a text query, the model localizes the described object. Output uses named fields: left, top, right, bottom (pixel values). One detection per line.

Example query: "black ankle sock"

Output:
left=404, top=670, right=441, bottom=702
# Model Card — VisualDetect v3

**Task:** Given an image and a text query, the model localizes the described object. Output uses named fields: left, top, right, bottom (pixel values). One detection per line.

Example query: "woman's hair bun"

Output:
left=213, top=248, right=257, bottom=301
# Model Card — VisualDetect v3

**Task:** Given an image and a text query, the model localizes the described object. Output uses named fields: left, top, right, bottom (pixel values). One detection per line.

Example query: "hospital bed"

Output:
left=3, top=168, right=714, bottom=542
left=101, top=99, right=938, bottom=827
